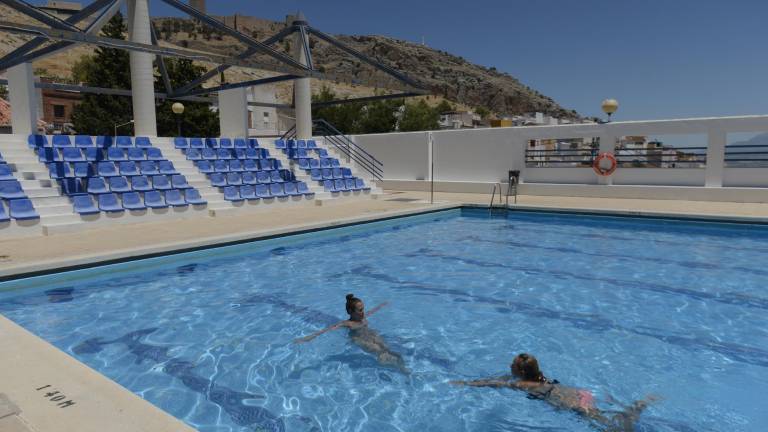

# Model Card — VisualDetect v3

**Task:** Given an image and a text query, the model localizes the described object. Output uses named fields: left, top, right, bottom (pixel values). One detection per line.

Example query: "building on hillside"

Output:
left=0, top=98, right=12, bottom=134
left=439, top=111, right=479, bottom=129
left=40, top=78, right=81, bottom=134
left=39, top=1, right=82, bottom=18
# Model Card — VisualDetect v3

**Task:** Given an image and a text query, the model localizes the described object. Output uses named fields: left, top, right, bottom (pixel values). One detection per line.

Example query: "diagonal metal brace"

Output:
left=157, top=0, right=309, bottom=72
left=151, top=22, right=173, bottom=95
left=0, top=0, right=82, bottom=32
left=181, top=74, right=301, bottom=97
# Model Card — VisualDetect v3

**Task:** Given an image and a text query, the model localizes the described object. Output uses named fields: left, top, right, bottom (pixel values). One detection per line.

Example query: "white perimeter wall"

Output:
left=352, top=115, right=768, bottom=202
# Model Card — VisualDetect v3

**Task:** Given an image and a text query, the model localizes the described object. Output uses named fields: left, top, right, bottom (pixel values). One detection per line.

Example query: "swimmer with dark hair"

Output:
left=451, top=353, right=657, bottom=432
left=295, top=294, right=409, bottom=373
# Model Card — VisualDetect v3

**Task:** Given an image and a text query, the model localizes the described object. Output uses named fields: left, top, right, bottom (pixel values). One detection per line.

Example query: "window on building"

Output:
left=53, top=104, right=65, bottom=118
left=263, top=112, right=270, bottom=118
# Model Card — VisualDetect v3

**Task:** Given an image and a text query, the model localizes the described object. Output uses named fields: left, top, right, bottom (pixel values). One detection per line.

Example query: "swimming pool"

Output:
left=1, top=208, right=767, bottom=431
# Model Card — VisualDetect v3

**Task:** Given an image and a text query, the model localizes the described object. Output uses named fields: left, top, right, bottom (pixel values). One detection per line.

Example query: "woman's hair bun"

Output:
left=346, top=293, right=355, bottom=300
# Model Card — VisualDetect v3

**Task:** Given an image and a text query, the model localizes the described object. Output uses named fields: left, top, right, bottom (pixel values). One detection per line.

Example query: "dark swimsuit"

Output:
left=525, top=378, right=560, bottom=400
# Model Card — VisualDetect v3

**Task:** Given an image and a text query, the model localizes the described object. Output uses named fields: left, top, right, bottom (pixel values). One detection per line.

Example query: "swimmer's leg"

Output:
left=604, top=396, right=658, bottom=432
left=377, top=350, right=410, bottom=374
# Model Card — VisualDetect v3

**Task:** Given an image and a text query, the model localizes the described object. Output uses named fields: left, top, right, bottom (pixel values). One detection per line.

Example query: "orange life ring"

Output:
left=592, top=152, right=617, bottom=176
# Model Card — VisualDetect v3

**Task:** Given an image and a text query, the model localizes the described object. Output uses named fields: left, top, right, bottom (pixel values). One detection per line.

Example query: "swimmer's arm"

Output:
left=450, top=378, right=515, bottom=388
left=294, top=321, right=347, bottom=343
left=366, top=302, right=389, bottom=317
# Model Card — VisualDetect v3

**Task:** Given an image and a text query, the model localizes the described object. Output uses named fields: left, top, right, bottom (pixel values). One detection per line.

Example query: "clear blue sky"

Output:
left=35, top=0, right=768, bottom=120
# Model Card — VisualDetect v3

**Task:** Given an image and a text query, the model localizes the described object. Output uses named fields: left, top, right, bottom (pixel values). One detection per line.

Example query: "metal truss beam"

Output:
left=0, top=21, right=304, bottom=74
left=181, top=74, right=301, bottom=97
left=297, top=24, right=313, bottom=70
left=0, top=0, right=124, bottom=71
left=158, top=0, right=308, bottom=72
left=307, top=26, right=424, bottom=89
left=150, top=22, right=173, bottom=94
left=313, top=92, right=420, bottom=107
left=171, top=25, right=296, bottom=96
left=0, top=0, right=115, bottom=66
left=0, top=0, right=81, bottom=32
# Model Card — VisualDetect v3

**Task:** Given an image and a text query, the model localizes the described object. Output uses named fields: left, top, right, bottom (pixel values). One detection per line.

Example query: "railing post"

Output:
left=705, top=130, right=726, bottom=187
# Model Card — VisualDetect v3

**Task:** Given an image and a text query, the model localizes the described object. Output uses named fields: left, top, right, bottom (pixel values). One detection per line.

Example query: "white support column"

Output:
left=292, top=14, right=312, bottom=140
left=219, top=87, right=249, bottom=137
left=7, top=62, right=39, bottom=135
left=705, top=130, right=726, bottom=187
left=127, top=0, right=157, bottom=136
left=597, top=132, right=616, bottom=185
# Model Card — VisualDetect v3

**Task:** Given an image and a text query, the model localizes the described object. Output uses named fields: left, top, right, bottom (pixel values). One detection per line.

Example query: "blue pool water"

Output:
left=1, top=208, right=768, bottom=432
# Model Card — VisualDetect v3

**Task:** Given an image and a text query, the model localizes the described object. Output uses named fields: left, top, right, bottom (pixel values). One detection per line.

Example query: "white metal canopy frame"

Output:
left=0, top=0, right=429, bottom=106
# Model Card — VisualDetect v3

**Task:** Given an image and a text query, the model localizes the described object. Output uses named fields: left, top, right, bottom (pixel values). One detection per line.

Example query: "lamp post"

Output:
left=172, top=102, right=185, bottom=137
left=114, top=119, right=134, bottom=137
left=601, top=99, right=619, bottom=122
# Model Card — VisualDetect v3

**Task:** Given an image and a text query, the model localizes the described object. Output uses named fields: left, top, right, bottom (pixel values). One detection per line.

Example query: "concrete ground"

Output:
left=2, top=190, right=768, bottom=432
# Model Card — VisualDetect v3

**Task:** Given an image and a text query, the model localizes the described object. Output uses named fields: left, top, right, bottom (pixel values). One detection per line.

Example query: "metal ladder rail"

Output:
left=489, top=183, right=503, bottom=213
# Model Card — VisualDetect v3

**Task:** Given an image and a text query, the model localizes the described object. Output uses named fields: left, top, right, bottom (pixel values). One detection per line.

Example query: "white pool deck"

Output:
left=2, top=190, right=768, bottom=432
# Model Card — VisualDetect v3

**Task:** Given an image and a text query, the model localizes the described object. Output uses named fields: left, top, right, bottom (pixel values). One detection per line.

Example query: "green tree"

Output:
left=399, top=99, right=439, bottom=132
left=312, top=86, right=363, bottom=134
left=434, top=99, right=454, bottom=114
left=357, top=97, right=402, bottom=134
left=155, top=58, right=219, bottom=137
left=475, top=106, right=490, bottom=120
left=0, top=84, right=7, bottom=100
left=70, top=13, right=133, bottom=135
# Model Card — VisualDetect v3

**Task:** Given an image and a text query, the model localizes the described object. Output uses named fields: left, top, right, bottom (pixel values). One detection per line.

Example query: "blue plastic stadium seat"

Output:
left=97, top=161, right=119, bottom=177
left=107, top=147, right=127, bottom=161
left=334, top=179, right=347, bottom=191
left=0, top=203, right=7, bottom=222
left=345, top=178, right=358, bottom=191
left=0, top=180, right=26, bottom=199
left=255, top=184, right=271, bottom=198
left=259, top=148, right=270, bottom=159
left=28, top=135, right=48, bottom=147
left=332, top=168, right=344, bottom=179
left=219, top=138, right=233, bottom=149
left=241, top=172, right=257, bottom=185
left=185, top=148, right=202, bottom=160
left=72, top=195, right=99, bottom=215
left=202, top=148, right=217, bottom=160
left=234, top=138, right=248, bottom=148
left=152, top=175, right=172, bottom=190
left=298, top=159, right=310, bottom=170
left=309, top=159, right=320, bottom=169
left=209, top=173, right=227, bottom=187
left=127, top=148, right=146, bottom=161
left=139, top=161, right=159, bottom=175
left=243, top=159, right=258, bottom=171
left=204, top=138, right=218, bottom=148
left=217, top=148, right=233, bottom=160
left=62, top=148, right=85, bottom=162
left=165, top=189, right=187, bottom=207
left=307, top=140, right=317, bottom=149
left=75, top=135, right=94, bottom=147
left=116, top=136, right=133, bottom=147
left=321, top=168, right=333, bottom=180
left=297, top=140, right=307, bottom=149
left=118, top=161, right=139, bottom=176
left=274, top=139, right=286, bottom=149
left=284, top=182, right=301, bottom=196
left=0, top=164, right=14, bottom=181
left=285, top=149, right=297, bottom=159
left=245, top=148, right=259, bottom=159
left=240, top=185, right=257, bottom=200
left=226, top=172, right=242, bottom=186
left=342, top=168, right=354, bottom=178
left=213, top=160, right=229, bottom=172
left=269, top=183, right=286, bottom=197
left=158, top=160, right=177, bottom=175
left=96, top=136, right=113, bottom=147
left=229, top=160, right=244, bottom=172
left=87, top=177, right=109, bottom=194
left=287, top=139, right=297, bottom=148
left=256, top=171, right=270, bottom=184
left=270, top=171, right=284, bottom=183
left=171, top=175, right=190, bottom=189
left=73, top=162, right=91, bottom=178
left=223, top=186, right=242, bottom=202
left=297, top=181, right=315, bottom=197
left=323, top=180, right=336, bottom=192
left=9, top=199, right=39, bottom=220
left=313, top=148, right=327, bottom=158
left=248, top=138, right=259, bottom=148
left=195, top=160, right=214, bottom=173
left=310, top=169, right=322, bottom=181
left=122, top=192, right=146, bottom=210
left=108, top=176, right=131, bottom=193
left=189, top=138, right=204, bottom=148
left=37, top=148, right=55, bottom=163
left=144, top=190, right=168, bottom=209
left=146, top=148, right=163, bottom=160
left=98, top=193, right=123, bottom=212
left=48, top=163, right=70, bottom=179
left=52, top=135, right=73, bottom=147
left=131, top=176, right=152, bottom=192
left=234, top=149, right=247, bottom=160
left=184, top=189, right=207, bottom=205
left=134, top=137, right=152, bottom=147
left=331, top=159, right=341, bottom=168
left=84, top=148, right=102, bottom=161
left=259, top=159, right=273, bottom=171
left=320, top=159, right=332, bottom=169
left=59, top=178, right=86, bottom=196
left=174, top=137, right=189, bottom=149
